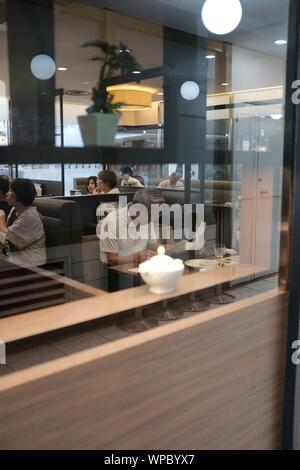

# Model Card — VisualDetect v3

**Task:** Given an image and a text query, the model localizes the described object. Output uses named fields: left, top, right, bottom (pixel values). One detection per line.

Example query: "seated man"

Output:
left=158, top=172, right=184, bottom=190
left=97, top=189, right=164, bottom=266
left=120, top=166, right=143, bottom=188
left=96, top=170, right=120, bottom=222
left=0, top=178, right=46, bottom=267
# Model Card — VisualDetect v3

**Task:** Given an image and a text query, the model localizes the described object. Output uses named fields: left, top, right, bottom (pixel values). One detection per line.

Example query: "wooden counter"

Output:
left=0, top=261, right=263, bottom=343
left=0, top=288, right=288, bottom=449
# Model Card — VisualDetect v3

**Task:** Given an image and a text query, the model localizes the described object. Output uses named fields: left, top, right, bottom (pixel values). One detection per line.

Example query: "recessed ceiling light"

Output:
left=132, top=70, right=141, bottom=74
left=206, top=54, right=216, bottom=59
left=221, top=82, right=229, bottom=86
left=274, top=40, right=287, bottom=45
left=156, top=92, right=163, bottom=95
left=57, top=67, right=67, bottom=71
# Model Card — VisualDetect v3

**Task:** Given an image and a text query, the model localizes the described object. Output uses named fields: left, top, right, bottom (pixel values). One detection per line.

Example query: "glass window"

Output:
left=0, top=0, right=290, bottom=322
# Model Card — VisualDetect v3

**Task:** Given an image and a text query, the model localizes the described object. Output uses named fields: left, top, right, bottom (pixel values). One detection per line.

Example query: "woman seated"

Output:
left=96, top=170, right=120, bottom=222
left=0, top=179, right=47, bottom=267
left=85, top=176, right=97, bottom=194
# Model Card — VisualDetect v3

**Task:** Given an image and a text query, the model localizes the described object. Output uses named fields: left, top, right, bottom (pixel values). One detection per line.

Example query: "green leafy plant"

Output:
left=81, top=40, right=142, bottom=114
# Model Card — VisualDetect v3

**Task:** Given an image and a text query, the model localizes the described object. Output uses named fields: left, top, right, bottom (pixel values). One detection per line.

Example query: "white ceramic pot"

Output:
left=139, top=246, right=184, bottom=294
left=78, top=113, right=119, bottom=146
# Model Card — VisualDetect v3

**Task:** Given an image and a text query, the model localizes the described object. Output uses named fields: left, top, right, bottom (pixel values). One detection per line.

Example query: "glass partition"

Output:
left=0, top=0, right=290, bottom=319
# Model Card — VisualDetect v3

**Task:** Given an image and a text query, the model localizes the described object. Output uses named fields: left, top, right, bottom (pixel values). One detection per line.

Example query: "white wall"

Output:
left=231, top=46, right=285, bottom=91
left=55, top=101, right=86, bottom=147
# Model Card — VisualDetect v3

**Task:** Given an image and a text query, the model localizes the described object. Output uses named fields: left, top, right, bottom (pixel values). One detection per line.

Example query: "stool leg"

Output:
left=210, top=284, right=235, bottom=305
left=158, top=300, right=184, bottom=321
left=117, top=307, right=159, bottom=333
left=184, top=291, right=210, bottom=312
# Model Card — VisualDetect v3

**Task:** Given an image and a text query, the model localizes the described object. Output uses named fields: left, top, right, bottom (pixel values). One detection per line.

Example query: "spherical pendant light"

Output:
left=201, top=0, right=243, bottom=35
left=30, top=54, right=56, bottom=80
left=180, top=81, right=200, bottom=101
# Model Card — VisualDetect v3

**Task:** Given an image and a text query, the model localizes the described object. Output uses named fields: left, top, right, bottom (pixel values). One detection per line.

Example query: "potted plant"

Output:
left=78, top=41, right=141, bottom=146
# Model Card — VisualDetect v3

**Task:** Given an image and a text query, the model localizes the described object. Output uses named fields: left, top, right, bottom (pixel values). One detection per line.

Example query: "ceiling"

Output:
left=0, top=0, right=290, bottom=106
left=77, top=0, right=290, bottom=58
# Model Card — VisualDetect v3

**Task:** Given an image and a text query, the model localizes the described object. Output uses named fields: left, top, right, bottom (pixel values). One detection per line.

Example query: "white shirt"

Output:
left=158, top=179, right=184, bottom=190
left=96, top=187, right=120, bottom=222
left=121, top=176, right=143, bottom=188
left=97, top=206, right=158, bottom=264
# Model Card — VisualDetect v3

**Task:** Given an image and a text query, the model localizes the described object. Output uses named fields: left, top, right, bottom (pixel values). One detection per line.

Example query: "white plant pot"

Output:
left=78, top=113, right=119, bottom=146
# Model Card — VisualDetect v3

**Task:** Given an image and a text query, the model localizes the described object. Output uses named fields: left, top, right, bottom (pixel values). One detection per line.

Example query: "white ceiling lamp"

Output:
left=274, top=39, right=287, bottom=45
left=180, top=81, right=200, bottom=101
left=201, top=0, right=243, bottom=35
left=270, top=114, right=283, bottom=120
left=206, top=54, right=216, bottom=59
left=30, top=54, right=56, bottom=80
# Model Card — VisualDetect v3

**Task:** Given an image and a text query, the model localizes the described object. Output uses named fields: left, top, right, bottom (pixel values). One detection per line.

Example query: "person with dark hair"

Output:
left=120, top=166, right=143, bottom=188
left=96, top=170, right=120, bottom=222
left=86, top=176, right=97, bottom=194
left=96, top=170, right=119, bottom=195
left=0, top=178, right=46, bottom=266
left=0, top=177, right=10, bottom=219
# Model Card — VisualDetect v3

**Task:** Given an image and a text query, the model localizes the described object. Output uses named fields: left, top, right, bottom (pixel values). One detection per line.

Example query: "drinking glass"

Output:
left=214, top=243, right=227, bottom=260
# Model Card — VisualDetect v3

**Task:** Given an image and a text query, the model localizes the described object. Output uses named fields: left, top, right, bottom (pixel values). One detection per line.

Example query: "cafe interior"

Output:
left=0, top=0, right=299, bottom=450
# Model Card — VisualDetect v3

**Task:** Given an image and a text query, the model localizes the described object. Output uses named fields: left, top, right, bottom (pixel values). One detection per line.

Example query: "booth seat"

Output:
left=56, top=193, right=135, bottom=234
left=34, top=198, right=84, bottom=281
left=34, top=197, right=109, bottom=290
left=31, top=179, right=63, bottom=197
left=147, top=178, right=240, bottom=205
left=73, top=177, right=88, bottom=194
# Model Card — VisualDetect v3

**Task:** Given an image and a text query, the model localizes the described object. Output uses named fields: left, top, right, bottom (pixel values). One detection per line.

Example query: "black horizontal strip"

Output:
left=0, top=147, right=261, bottom=165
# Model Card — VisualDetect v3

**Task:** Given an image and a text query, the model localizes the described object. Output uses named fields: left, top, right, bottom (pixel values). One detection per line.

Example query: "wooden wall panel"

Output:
left=0, top=290, right=288, bottom=450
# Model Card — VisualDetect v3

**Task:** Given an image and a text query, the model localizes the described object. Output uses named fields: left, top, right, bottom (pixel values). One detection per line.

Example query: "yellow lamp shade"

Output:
left=107, top=87, right=152, bottom=111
